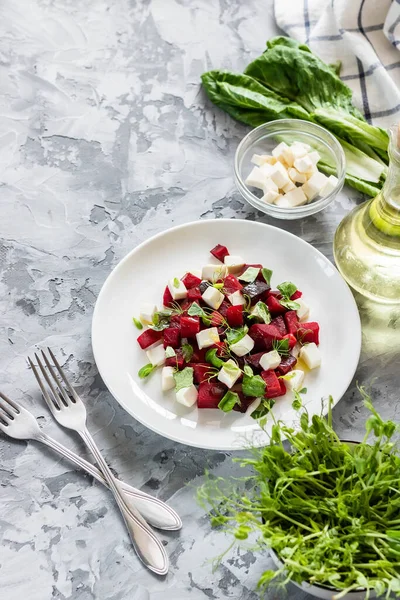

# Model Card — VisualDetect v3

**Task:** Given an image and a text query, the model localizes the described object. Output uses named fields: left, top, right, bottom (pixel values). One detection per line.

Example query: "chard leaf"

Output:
left=218, top=391, right=241, bottom=412
left=239, top=267, right=260, bottom=283
left=205, top=348, right=225, bottom=368
left=226, top=326, right=248, bottom=346
left=165, top=346, right=176, bottom=358
left=250, top=398, right=275, bottom=420
left=249, top=301, right=271, bottom=324
left=261, top=268, right=273, bottom=285
left=242, top=373, right=266, bottom=397
left=277, top=281, right=297, bottom=299
left=280, top=299, right=300, bottom=310
left=182, top=343, right=194, bottom=362
left=173, top=367, right=194, bottom=392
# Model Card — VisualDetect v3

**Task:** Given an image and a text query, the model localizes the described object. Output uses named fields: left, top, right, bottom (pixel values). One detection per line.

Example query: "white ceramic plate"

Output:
left=92, top=219, right=361, bottom=450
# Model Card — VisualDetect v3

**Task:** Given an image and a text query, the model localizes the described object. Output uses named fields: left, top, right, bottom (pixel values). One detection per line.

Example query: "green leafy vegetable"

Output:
left=250, top=398, right=275, bottom=420
left=165, top=346, right=176, bottom=359
left=247, top=301, right=271, bottom=324
left=152, top=308, right=180, bottom=331
left=243, top=365, right=253, bottom=377
left=261, top=268, right=273, bottom=285
left=279, top=299, right=301, bottom=310
left=277, top=281, right=297, bottom=298
left=272, top=338, right=290, bottom=356
left=132, top=317, right=143, bottom=330
left=218, top=391, right=241, bottom=413
left=226, top=326, right=248, bottom=346
left=188, top=302, right=211, bottom=325
left=173, top=277, right=180, bottom=288
left=182, top=343, right=194, bottom=362
left=205, top=348, right=225, bottom=368
left=201, top=36, right=389, bottom=197
left=173, top=367, right=194, bottom=392
left=138, top=363, right=157, bottom=379
left=242, top=371, right=266, bottom=397
left=213, top=282, right=224, bottom=290
left=197, top=392, right=400, bottom=596
left=239, top=267, right=260, bottom=283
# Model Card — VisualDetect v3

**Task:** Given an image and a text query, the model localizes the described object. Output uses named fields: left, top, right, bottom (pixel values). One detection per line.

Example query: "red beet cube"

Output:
left=242, top=280, right=270, bottom=303
left=283, top=333, right=297, bottom=350
left=291, top=290, right=302, bottom=300
left=284, top=311, right=299, bottom=335
left=180, top=299, right=194, bottom=313
left=165, top=348, right=185, bottom=369
left=210, top=311, right=225, bottom=327
left=187, top=286, right=202, bottom=301
left=261, top=370, right=285, bottom=399
left=276, top=355, right=297, bottom=375
left=191, top=363, right=211, bottom=384
left=163, top=327, right=181, bottom=348
left=297, top=322, right=320, bottom=345
left=180, top=316, right=200, bottom=337
left=182, top=272, right=202, bottom=289
left=210, top=244, right=229, bottom=262
left=137, top=329, right=163, bottom=350
left=209, top=341, right=227, bottom=357
left=266, top=295, right=287, bottom=316
left=223, top=274, right=243, bottom=295
left=170, top=315, right=181, bottom=328
left=163, top=286, right=174, bottom=307
left=279, top=379, right=287, bottom=395
left=198, top=381, right=227, bottom=409
left=226, top=305, right=244, bottom=327
left=218, top=300, right=231, bottom=318
left=245, top=352, right=265, bottom=370
left=190, top=346, right=207, bottom=363
left=271, top=316, right=287, bottom=337
left=249, top=324, right=283, bottom=351
left=231, top=389, right=254, bottom=413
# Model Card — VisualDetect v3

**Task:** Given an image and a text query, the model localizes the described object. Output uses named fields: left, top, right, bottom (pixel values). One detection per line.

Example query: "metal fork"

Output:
left=0, top=392, right=181, bottom=531
left=28, top=348, right=169, bottom=575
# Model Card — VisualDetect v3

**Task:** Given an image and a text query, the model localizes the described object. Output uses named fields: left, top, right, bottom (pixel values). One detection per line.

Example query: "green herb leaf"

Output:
left=132, top=317, right=143, bottom=330
left=277, top=281, right=297, bottom=299
left=213, top=282, right=224, bottom=290
left=292, top=389, right=303, bottom=410
left=239, top=267, right=260, bottom=283
left=218, top=391, right=241, bottom=412
left=226, top=326, right=248, bottom=346
left=182, top=343, right=194, bottom=362
left=248, top=301, right=271, bottom=324
left=242, top=373, right=266, bottom=397
left=250, top=398, right=275, bottom=420
left=173, top=367, right=194, bottom=392
left=279, top=371, right=296, bottom=381
left=279, top=299, right=301, bottom=310
left=138, top=363, right=156, bottom=379
left=165, top=346, right=176, bottom=359
left=272, top=338, right=290, bottom=356
left=151, top=309, right=173, bottom=331
left=261, top=268, right=273, bottom=285
left=243, top=365, right=253, bottom=377
left=188, top=302, right=211, bottom=326
left=173, top=277, right=180, bottom=289
left=205, top=348, right=225, bottom=368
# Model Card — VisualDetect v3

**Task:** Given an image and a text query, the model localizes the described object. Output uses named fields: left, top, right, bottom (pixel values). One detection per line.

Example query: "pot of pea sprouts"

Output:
left=197, top=392, right=400, bottom=599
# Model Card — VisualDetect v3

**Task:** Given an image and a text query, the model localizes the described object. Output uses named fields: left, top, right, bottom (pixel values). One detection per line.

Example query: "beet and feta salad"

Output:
left=134, top=245, right=321, bottom=418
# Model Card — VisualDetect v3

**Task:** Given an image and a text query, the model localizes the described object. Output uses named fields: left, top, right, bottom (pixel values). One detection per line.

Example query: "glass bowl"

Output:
left=234, top=120, right=346, bottom=220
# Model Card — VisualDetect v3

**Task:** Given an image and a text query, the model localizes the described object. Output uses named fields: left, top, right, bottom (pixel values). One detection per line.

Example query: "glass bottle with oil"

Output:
left=334, top=124, right=400, bottom=304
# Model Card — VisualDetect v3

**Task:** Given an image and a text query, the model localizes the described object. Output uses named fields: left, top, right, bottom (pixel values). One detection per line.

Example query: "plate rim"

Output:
left=91, top=218, right=362, bottom=450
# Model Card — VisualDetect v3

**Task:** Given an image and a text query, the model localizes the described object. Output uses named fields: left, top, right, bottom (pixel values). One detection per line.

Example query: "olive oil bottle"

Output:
left=334, top=124, right=400, bottom=303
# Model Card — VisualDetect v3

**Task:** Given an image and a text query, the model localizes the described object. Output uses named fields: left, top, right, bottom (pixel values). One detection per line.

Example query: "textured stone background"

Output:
left=1, top=0, right=399, bottom=598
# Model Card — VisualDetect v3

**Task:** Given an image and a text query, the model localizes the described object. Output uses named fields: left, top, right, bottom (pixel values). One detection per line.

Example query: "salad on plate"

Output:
left=134, top=244, right=321, bottom=419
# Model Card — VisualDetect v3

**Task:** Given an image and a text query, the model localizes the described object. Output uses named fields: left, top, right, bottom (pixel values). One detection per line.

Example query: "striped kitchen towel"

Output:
left=273, top=0, right=400, bottom=128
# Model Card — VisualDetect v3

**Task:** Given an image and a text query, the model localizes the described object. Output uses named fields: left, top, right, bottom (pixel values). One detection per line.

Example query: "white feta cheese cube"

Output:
left=262, top=176, right=278, bottom=192
left=146, top=343, right=166, bottom=367
left=296, top=298, right=310, bottom=321
left=228, top=290, right=246, bottom=306
left=308, top=151, right=321, bottom=165
left=259, top=350, right=281, bottom=371
left=270, top=162, right=291, bottom=189
left=230, top=334, right=255, bottom=357
left=292, top=343, right=302, bottom=358
left=282, top=146, right=295, bottom=167
left=285, top=369, right=305, bottom=391
left=202, top=264, right=228, bottom=281
left=176, top=384, right=198, bottom=407
left=299, top=343, right=321, bottom=370
left=251, top=153, right=269, bottom=166
left=302, top=171, right=329, bottom=201
left=161, top=366, right=175, bottom=391
left=259, top=163, right=276, bottom=178
left=288, top=168, right=307, bottom=184
left=196, top=327, right=220, bottom=349
left=168, top=278, right=187, bottom=300
left=275, top=196, right=291, bottom=208
left=261, top=190, right=280, bottom=204
left=217, top=359, right=241, bottom=388
left=189, top=269, right=202, bottom=279
left=282, top=180, right=296, bottom=193
left=224, top=255, right=245, bottom=274
left=272, top=142, right=289, bottom=163
left=291, top=142, right=311, bottom=159
left=245, top=166, right=268, bottom=191
left=294, top=155, right=314, bottom=173
left=321, top=174, right=339, bottom=196
left=139, top=303, right=158, bottom=325
left=284, top=188, right=308, bottom=207
left=202, top=286, right=224, bottom=310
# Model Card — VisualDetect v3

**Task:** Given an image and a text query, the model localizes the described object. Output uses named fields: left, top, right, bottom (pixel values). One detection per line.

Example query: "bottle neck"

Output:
left=382, top=152, right=400, bottom=211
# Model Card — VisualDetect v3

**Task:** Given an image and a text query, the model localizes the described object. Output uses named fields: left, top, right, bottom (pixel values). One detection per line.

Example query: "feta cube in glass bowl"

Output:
left=234, top=120, right=346, bottom=220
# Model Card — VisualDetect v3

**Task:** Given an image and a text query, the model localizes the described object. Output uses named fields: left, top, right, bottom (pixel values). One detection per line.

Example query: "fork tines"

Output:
left=28, top=349, right=78, bottom=413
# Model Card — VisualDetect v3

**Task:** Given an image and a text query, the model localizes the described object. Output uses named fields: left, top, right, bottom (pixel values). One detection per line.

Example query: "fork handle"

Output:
left=38, top=433, right=181, bottom=531
left=78, top=427, right=169, bottom=575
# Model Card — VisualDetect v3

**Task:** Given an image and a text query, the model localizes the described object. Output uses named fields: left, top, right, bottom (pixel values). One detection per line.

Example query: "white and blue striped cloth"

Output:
left=274, top=0, right=400, bottom=128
